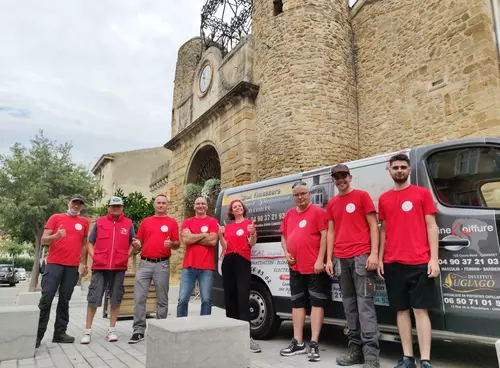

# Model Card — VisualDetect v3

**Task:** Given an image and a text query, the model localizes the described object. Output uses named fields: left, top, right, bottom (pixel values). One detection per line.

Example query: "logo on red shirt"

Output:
left=299, top=220, right=307, bottom=228
left=345, top=203, right=356, bottom=213
left=161, top=225, right=169, bottom=232
left=75, top=223, right=82, bottom=230
left=402, top=201, right=413, bottom=212
left=121, top=228, right=128, bottom=235
left=236, top=229, right=244, bottom=236
left=201, top=225, right=208, bottom=233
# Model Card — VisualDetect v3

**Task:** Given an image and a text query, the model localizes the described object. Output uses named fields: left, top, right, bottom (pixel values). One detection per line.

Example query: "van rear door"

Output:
left=413, top=139, right=500, bottom=337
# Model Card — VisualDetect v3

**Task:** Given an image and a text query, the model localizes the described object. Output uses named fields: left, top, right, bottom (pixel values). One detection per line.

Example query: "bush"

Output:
left=0, top=257, right=34, bottom=271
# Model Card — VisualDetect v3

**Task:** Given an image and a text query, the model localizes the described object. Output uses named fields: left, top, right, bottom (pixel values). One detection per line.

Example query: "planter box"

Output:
left=102, top=271, right=157, bottom=318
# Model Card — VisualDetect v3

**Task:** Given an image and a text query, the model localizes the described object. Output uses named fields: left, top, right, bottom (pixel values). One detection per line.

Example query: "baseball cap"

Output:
left=70, top=194, right=85, bottom=204
left=331, top=164, right=350, bottom=175
left=109, top=196, right=124, bottom=206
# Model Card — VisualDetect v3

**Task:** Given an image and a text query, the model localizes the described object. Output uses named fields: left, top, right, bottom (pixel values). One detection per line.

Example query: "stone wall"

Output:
left=166, top=96, right=257, bottom=281
left=171, top=38, right=203, bottom=137
left=252, top=0, right=359, bottom=180
left=94, top=147, right=170, bottom=204
left=353, top=0, right=500, bottom=157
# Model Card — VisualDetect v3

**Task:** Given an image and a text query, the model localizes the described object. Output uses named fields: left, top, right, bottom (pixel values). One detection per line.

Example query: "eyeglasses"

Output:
left=293, top=191, right=309, bottom=198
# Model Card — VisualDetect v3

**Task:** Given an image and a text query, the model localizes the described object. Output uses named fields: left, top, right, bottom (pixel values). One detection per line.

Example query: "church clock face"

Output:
left=199, top=63, right=212, bottom=94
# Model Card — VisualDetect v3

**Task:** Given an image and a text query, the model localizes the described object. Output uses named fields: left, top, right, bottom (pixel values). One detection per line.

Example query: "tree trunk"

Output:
left=29, top=232, right=43, bottom=292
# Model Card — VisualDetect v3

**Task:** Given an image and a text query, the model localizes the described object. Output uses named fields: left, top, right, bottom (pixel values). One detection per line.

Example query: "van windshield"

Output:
left=427, top=146, right=500, bottom=208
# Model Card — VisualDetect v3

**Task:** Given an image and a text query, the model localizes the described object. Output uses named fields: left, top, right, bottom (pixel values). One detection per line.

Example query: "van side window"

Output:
left=426, top=146, right=500, bottom=208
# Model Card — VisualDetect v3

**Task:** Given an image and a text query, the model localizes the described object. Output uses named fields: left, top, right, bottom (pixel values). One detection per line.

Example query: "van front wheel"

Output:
left=249, top=280, right=282, bottom=340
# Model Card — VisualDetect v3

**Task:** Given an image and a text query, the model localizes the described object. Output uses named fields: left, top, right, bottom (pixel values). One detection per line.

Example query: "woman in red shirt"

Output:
left=219, top=199, right=261, bottom=353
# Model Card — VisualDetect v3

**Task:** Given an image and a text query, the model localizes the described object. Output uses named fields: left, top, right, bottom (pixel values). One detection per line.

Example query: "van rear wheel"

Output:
left=249, top=280, right=281, bottom=340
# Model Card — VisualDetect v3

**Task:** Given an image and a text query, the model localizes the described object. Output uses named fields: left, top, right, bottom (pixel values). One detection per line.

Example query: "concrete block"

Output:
left=0, top=305, right=39, bottom=361
left=16, top=292, right=41, bottom=306
left=168, top=285, right=179, bottom=302
left=146, top=315, right=250, bottom=368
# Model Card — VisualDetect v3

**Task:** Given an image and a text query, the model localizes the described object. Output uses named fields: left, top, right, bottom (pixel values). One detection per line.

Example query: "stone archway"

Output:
left=184, top=144, right=221, bottom=217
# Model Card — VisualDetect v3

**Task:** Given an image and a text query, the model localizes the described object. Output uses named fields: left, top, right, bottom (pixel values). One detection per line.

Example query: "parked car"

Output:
left=16, top=268, right=27, bottom=281
left=0, top=264, right=19, bottom=287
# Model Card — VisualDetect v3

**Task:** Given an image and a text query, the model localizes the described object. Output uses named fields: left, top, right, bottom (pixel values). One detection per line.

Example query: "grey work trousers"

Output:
left=339, top=253, right=380, bottom=360
left=132, top=259, right=170, bottom=334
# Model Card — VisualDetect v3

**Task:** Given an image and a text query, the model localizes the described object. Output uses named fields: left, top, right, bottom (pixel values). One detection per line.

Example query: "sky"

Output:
left=0, top=0, right=206, bottom=170
left=0, top=0, right=358, bottom=171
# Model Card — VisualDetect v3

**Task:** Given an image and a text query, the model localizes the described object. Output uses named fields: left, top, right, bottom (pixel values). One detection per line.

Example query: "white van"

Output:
left=212, top=137, right=500, bottom=344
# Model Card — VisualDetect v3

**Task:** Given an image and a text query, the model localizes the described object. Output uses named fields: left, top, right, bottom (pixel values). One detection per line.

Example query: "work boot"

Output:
left=336, top=343, right=364, bottom=366
left=52, top=332, right=75, bottom=344
left=364, top=360, right=380, bottom=368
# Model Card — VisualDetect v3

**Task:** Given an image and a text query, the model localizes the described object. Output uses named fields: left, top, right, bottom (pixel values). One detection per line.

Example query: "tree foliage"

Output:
left=0, top=238, right=34, bottom=258
left=0, top=130, right=102, bottom=290
left=184, top=179, right=221, bottom=217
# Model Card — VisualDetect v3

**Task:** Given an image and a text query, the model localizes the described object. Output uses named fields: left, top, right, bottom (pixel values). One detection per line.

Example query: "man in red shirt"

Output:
left=177, top=196, right=218, bottom=317
left=36, top=194, right=89, bottom=348
left=279, top=181, right=329, bottom=362
left=325, top=164, right=380, bottom=368
left=129, top=194, right=180, bottom=344
left=378, top=153, right=439, bottom=368
left=81, top=196, right=136, bottom=344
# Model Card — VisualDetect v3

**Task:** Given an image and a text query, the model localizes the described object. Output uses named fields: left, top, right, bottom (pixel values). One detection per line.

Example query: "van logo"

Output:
left=440, top=219, right=494, bottom=256
left=443, top=273, right=495, bottom=293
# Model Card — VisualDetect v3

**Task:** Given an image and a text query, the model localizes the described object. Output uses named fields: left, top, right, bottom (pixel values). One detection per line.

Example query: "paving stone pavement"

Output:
left=1, top=284, right=498, bottom=367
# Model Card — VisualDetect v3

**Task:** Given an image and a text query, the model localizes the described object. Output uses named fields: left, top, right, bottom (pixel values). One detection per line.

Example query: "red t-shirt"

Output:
left=45, top=213, right=89, bottom=267
left=223, top=219, right=255, bottom=261
left=181, top=216, right=219, bottom=270
left=137, top=216, right=179, bottom=259
left=279, top=204, right=327, bottom=274
left=378, top=185, right=438, bottom=265
left=326, top=189, right=376, bottom=259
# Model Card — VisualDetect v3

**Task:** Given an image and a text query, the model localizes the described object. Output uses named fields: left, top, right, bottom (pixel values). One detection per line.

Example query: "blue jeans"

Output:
left=177, top=267, right=214, bottom=317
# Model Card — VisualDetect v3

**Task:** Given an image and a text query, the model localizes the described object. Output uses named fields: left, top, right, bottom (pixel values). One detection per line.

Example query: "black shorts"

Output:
left=384, top=263, right=438, bottom=311
left=87, top=270, right=126, bottom=307
left=290, top=269, right=331, bottom=308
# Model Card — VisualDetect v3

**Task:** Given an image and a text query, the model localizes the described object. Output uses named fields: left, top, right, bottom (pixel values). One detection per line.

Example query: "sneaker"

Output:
left=364, top=360, right=380, bottom=368
left=250, top=337, right=261, bottom=353
left=52, top=332, right=75, bottom=344
left=35, top=337, right=41, bottom=348
left=279, top=338, right=307, bottom=356
left=394, top=356, right=417, bottom=368
left=420, top=361, right=432, bottom=368
left=80, top=329, right=92, bottom=344
left=106, top=328, right=118, bottom=342
left=336, top=343, right=364, bottom=366
left=128, top=333, right=144, bottom=344
left=307, top=340, right=320, bottom=362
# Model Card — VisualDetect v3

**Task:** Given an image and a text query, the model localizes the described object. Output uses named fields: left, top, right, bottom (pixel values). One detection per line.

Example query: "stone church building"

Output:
left=164, top=0, right=500, bottom=275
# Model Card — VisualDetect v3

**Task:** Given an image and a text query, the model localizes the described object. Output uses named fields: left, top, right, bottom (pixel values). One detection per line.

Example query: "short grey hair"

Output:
left=292, top=181, right=309, bottom=190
